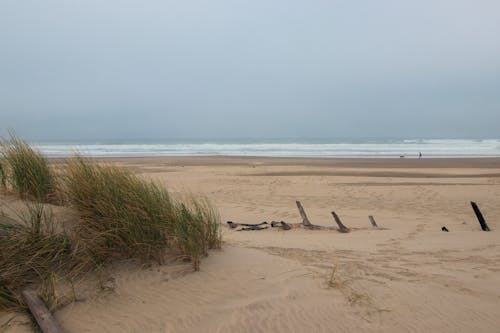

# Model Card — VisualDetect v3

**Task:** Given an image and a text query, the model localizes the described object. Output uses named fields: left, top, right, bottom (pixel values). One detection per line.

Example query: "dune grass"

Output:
left=172, top=199, right=221, bottom=269
left=0, top=203, right=88, bottom=310
left=64, top=157, right=221, bottom=269
left=0, top=135, right=58, bottom=203
left=0, top=160, right=6, bottom=189
left=0, top=139, right=222, bottom=312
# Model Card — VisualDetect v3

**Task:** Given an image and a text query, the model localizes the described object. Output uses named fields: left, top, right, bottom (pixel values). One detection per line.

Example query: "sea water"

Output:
left=32, top=138, right=500, bottom=158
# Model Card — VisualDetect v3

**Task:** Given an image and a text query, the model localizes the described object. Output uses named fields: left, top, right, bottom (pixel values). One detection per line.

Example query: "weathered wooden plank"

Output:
left=331, top=211, right=350, bottom=233
left=227, top=221, right=268, bottom=229
left=471, top=201, right=490, bottom=231
left=271, top=221, right=293, bottom=230
left=21, top=289, right=64, bottom=333
left=238, top=226, right=269, bottom=231
left=296, top=201, right=313, bottom=226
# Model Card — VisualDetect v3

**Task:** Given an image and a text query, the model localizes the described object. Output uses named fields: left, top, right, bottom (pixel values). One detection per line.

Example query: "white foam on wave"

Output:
left=33, top=139, right=500, bottom=158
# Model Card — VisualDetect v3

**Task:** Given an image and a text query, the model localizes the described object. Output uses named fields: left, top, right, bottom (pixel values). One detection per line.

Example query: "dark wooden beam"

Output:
left=296, top=201, right=313, bottom=227
left=471, top=201, right=490, bottom=231
left=21, top=289, right=64, bottom=333
left=331, top=212, right=350, bottom=233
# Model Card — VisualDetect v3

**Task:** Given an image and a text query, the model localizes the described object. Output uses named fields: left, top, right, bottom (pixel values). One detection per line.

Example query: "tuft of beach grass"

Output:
left=0, top=203, right=89, bottom=310
left=0, top=138, right=222, bottom=313
left=0, top=135, right=58, bottom=203
left=0, top=160, right=7, bottom=190
left=63, top=156, right=221, bottom=269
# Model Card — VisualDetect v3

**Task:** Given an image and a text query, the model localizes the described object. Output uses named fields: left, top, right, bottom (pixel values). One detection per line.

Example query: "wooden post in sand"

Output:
left=471, top=202, right=490, bottom=231
left=294, top=201, right=327, bottom=230
left=21, top=290, right=64, bottom=333
left=368, top=215, right=378, bottom=228
left=331, top=212, right=350, bottom=233
left=296, top=201, right=313, bottom=227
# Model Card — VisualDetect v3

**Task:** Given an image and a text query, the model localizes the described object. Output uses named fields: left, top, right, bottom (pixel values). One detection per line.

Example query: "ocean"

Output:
left=31, top=138, right=500, bottom=158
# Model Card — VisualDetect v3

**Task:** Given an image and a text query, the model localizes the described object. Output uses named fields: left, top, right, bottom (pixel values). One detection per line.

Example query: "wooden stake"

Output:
left=331, top=212, right=350, bottom=233
left=471, top=201, right=490, bottom=231
left=296, top=201, right=312, bottom=226
left=368, top=215, right=378, bottom=228
left=21, top=290, right=64, bottom=333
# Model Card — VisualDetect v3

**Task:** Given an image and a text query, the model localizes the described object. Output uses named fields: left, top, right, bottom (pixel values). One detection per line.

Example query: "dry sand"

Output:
left=2, top=157, right=500, bottom=332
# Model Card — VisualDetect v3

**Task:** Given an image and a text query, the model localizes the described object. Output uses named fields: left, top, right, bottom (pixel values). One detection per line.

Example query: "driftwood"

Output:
left=271, top=219, right=331, bottom=230
left=21, top=289, right=64, bottom=333
left=228, top=201, right=352, bottom=233
left=471, top=202, right=490, bottom=231
left=296, top=201, right=313, bottom=227
left=271, top=202, right=337, bottom=231
left=271, top=221, right=292, bottom=230
left=296, top=201, right=337, bottom=230
left=239, top=226, right=269, bottom=231
left=226, top=221, right=268, bottom=229
left=368, top=215, right=378, bottom=228
left=331, top=211, right=350, bottom=233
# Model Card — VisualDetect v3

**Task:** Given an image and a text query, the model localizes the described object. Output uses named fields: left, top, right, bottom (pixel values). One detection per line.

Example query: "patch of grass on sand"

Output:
left=0, top=139, right=222, bottom=312
left=0, top=203, right=89, bottom=310
left=0, top=135, right=58, bottom=203
left=64, top=156, right=221, bottom=269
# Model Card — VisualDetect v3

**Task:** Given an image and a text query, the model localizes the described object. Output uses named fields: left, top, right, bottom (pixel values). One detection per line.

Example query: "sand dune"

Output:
left=2, top=157, right=500, bottom=332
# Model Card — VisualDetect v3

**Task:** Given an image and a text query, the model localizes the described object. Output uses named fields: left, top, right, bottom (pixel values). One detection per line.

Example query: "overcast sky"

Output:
left=1, top=0, right=499, bottom=141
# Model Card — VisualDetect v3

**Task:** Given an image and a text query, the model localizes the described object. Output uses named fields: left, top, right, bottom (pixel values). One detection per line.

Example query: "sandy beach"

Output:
left=2, top=156, right=500, bottom=332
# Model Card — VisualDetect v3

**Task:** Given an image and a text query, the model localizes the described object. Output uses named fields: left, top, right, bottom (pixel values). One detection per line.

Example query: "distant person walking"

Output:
left=419, top=152, right=422, bottom=159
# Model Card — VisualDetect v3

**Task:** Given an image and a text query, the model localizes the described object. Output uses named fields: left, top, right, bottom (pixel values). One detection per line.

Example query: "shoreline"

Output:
left=49, top=155, right=500, bottom=169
